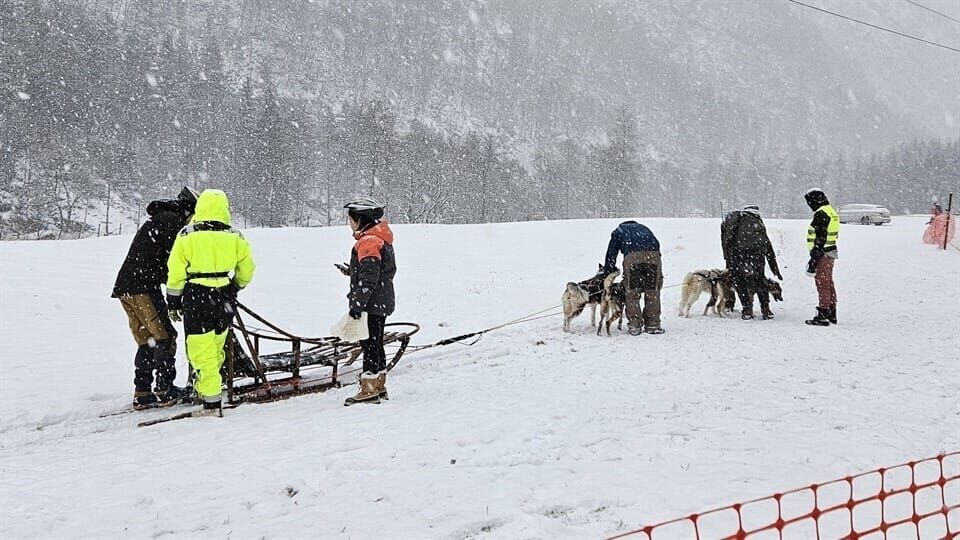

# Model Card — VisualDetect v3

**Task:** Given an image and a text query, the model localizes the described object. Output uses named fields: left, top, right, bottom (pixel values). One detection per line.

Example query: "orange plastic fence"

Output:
left=608, top=451, right=959, bottom=540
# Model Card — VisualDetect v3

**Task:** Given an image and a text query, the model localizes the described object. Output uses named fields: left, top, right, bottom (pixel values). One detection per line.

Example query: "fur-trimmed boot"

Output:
left=344, top=372, right=381, bottom=406
left=376, top=371, right=389, bottom=400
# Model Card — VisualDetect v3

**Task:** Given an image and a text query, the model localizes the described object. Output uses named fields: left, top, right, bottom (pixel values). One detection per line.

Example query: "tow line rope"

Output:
left=406, top=279, right=685, bottom=352
left=407, top=304, right=564, bottom=352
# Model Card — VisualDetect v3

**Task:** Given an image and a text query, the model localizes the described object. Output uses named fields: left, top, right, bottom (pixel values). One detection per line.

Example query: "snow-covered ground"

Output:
left=1, top=216, right=957, bottom=539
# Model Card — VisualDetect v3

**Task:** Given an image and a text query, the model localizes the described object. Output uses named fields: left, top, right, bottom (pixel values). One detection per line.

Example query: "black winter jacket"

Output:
left=721, top=210, right=780, bottom=275
left=348, top=221, right=396, bottom=317
left=112, top=200, right=191, bottom=297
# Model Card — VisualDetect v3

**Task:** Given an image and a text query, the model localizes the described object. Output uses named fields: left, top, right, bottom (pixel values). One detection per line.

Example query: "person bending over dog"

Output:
left=720, top=205, right=783, bottom=320
left=602, top=221, right=664, bottom=335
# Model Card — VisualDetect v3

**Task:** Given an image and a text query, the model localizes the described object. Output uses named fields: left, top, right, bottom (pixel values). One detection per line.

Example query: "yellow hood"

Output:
left=192, top=189, right=232, bottom=226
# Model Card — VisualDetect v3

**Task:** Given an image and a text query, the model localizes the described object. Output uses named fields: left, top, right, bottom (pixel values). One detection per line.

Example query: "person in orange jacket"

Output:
left=341, top=197, right=397, bottom=405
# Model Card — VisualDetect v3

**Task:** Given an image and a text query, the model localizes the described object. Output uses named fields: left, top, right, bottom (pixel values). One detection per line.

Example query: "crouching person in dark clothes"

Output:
left=166, top=189, right=255, bottom=415
left=602, top=221, right=664, bottom=336
left=112, top=187, right=197, bottom=410
left=342, top=197, right=397, bottom=406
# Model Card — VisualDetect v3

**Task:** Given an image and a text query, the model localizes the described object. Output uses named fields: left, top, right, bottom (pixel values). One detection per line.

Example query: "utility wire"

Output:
left=784, top=0, right=960, bottom=54
left=901, top=0, right=960, bottom=25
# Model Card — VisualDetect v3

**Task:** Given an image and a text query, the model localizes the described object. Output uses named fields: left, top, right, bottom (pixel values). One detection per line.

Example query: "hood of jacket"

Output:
left=192, top=189, right=232, bottom=226
left=804, top=189, right=830, bottom=211
left=354, top=220, right=394, bottom=244
left=146, top=199, right=188, bottom=217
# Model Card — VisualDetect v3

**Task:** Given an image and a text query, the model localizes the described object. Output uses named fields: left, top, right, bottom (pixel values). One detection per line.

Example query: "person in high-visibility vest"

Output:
left=803, top=189, right=839, bottom=326
left=166, top=189, right=256, bottom=414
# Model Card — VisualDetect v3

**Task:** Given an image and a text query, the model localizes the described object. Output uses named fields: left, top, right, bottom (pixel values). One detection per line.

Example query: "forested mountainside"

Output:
left=2, top=0, right=957, bottom=237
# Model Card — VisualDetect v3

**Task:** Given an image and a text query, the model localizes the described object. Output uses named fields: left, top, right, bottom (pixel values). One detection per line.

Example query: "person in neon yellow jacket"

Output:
left=165, top=189, right=255, bottom=413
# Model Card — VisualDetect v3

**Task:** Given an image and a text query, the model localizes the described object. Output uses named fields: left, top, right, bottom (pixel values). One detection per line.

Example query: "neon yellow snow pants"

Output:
left=186, top=330, right=227, bottom=401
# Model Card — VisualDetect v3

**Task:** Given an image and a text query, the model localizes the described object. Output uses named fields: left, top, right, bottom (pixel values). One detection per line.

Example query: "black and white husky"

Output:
left=561, top=265, right=606, bottom=332
left=596, top=269, right=625, bottom=336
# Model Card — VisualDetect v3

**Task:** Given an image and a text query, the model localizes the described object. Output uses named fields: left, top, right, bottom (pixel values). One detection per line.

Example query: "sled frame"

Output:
left=224, top=303, right=419, bottom=404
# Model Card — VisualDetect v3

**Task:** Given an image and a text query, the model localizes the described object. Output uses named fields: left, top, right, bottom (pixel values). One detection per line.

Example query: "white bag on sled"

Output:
left=331, top=311, right=369, bottom=342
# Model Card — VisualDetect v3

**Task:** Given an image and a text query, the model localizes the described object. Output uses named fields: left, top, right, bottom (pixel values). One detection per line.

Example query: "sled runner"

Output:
left=223, top=302, right=419, bottom=404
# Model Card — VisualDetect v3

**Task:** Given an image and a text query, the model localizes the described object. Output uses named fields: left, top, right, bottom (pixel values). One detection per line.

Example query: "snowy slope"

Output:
left=1, top=217, right=957, bottom=539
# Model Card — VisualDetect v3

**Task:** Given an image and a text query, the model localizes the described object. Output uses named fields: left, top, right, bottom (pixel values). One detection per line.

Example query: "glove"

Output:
left=805, top=258, right=817, bottom=277
left=225, top=280, right=241, bottom=299
left=349, top=309, right=362, bottom=320
left=166, top=294, right=183, bottom=322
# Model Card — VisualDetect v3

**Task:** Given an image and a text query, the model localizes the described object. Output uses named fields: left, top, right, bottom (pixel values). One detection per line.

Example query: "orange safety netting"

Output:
left=608, top=451, right=959, bottom=540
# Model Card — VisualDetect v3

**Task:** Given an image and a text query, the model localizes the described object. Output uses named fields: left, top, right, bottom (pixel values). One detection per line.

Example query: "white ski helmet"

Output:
left=343, top=196, right=385, bottom=221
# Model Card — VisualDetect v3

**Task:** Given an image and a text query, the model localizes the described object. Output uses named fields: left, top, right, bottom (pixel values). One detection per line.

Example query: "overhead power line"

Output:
left=901, top=0, right=960, bottom=25
left=784, top=0, right=960, bottom=54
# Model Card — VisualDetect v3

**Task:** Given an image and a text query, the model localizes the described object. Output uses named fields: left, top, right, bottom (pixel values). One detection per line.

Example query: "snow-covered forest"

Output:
left=1, top=0, right=958, bottom=239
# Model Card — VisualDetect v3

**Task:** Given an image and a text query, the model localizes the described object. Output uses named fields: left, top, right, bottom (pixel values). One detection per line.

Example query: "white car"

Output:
left=838, top=204, right=891, bottom=225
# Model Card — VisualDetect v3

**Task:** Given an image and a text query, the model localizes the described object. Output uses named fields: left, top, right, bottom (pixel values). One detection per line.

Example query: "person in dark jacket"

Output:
left=112, top=187, right=197, bottom=409
left=721, top=205, right=783, bottom=320
left=803, top=189, right=839, bottom=326
left=602, top=221, right=663, bottom=335
left=341, top=196, right=397, bottom=405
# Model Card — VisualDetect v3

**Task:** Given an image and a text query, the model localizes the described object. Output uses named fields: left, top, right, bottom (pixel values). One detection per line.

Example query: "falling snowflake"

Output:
left=16, top=91, right=30, bottom=100
left=145, top=73, right=158, bottom=87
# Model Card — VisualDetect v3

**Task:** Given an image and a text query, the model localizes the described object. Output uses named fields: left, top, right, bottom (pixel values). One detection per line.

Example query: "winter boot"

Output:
left=344, top=372, right=381, bottom=406
left=199, top=399, right=223, bottom=417
left=133, top=391, right=159, bottom=410
left=627, top=326, right=644, bottom=336
left=644, top=326, right=665, bottom=335
left=805, top=307, right=831, bottom=326
left=760, top=305, right=775, bottom=320
left=741, top=307, right=754, bottom=320
left=376, top=371, right=389, bottom=400
left=827, top=305, right=837, bottom=324
left=155, top=385, right=191, bottom=407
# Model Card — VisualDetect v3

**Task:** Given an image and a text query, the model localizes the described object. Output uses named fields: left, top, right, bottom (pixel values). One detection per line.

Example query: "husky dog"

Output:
left=596, top=269, right=625, bottom=336
left=764, top=278, right=784, bottom=302
left=711, top=274, right=784, bottom=315
left=678, top=269, right=728, bottom=317
left=562, top=265, right=606, bottom=333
